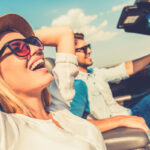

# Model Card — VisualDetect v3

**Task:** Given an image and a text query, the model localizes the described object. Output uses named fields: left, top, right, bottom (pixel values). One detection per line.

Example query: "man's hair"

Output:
left=74, top=33, right=84, bottom=45
left=74, top=33, right=84, bottom=40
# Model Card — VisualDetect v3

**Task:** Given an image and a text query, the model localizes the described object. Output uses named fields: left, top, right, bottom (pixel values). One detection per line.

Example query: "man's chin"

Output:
left=87, top=62, right=93, bottom=67
left=78, top=62, right=93, bottom=68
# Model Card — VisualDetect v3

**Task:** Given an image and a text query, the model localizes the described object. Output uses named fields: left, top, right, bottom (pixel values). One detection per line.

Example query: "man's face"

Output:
left=75, top=39, right=93, bottom=68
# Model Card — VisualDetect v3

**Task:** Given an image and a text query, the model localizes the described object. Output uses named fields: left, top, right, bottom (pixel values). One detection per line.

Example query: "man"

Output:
left=69, top=33, right=150, bottom=133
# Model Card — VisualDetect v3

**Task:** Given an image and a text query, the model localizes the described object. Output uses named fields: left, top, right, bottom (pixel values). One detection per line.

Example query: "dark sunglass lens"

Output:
left=82, top=47, right=87, bottom=53
left=9, top=40, right=29, bottom=56
left=28, top=37, right=43, bottom=49
left=88, top=44, right=91, bottom=49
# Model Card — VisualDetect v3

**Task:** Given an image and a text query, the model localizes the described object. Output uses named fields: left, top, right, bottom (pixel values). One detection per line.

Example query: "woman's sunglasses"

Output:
left=75, top=44, right=91, bottom=54
left=0, top=36, right=44, bottom=57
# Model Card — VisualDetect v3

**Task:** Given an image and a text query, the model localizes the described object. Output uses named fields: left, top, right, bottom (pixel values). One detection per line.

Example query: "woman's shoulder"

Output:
left=52, top=109, right=106, bottom=150
left=51, top=109, right=88, bottom=123
left=0, top=111, right=22, bottom=129
left=51, top=109, right=97, bottom=129
left=0, top=110, right=12, bottom=121
left=0, top=111, right=20, bottom=148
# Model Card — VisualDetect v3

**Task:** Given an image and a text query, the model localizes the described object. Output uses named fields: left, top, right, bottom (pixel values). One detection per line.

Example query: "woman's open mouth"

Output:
left=30, top=59, right=46, bottom=71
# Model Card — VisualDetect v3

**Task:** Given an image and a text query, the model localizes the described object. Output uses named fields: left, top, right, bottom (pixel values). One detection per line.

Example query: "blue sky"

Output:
left=1, top=0, right=150, bottom=67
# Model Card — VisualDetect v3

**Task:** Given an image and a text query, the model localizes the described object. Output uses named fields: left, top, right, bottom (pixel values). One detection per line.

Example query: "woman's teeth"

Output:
left=30, top=59, right=45, bottom=71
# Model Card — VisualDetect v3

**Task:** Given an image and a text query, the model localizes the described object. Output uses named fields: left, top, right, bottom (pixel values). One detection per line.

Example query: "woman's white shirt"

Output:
left=52, top=53, right=79, bottom=101
left=0, top=53, right=106, bottom=150
left=0, top=109, right=106, bottom=150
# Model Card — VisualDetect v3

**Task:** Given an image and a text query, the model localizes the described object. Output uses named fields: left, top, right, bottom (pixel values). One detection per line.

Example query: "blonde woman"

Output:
left=0, top=14, right=106, bottom=150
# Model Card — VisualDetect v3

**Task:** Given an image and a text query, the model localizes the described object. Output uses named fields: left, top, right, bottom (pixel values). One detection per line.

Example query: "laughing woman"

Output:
left=0, top=14, right=106, bottom=150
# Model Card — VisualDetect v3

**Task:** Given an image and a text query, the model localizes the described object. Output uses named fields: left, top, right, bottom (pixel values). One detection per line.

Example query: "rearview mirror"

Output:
left=117, top=0, right=150, bottom=35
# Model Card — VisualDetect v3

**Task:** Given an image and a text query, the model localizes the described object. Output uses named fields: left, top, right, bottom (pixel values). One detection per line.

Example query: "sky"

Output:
left=1, top=0, right=150, bottom=67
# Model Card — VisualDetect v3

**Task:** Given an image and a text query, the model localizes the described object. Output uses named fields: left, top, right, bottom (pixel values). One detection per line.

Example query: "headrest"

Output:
left=45, top=57, right=55, bottom=73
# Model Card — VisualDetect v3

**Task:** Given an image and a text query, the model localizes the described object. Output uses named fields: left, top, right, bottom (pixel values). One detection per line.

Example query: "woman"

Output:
left=0, top=14, right=106, bottom=150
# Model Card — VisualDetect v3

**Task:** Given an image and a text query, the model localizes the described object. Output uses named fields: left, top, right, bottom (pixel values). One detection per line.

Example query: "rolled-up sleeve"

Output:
left=52, top=53, right=78, bottom=102
left=97, top=63, right=129, bottom=83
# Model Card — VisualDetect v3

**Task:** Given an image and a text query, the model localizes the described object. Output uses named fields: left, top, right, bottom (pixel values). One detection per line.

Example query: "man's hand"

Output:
left=88, top=115, right=149, bottom=134
left=119, top=115, right=149, bottom=134
left=125, top=54, right=150, bottom=76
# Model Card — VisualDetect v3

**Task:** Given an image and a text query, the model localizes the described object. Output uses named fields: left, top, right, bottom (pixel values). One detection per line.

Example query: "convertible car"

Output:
left=104, top=0, right=150, bottom=149
left=45, top=0, right=150, bottom=149
left=45, top=59, right=150, bottom=150
left=106, top=62, right=150, bottom=150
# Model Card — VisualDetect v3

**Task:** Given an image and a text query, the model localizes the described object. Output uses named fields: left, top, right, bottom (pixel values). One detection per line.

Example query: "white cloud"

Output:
left=112, top=0, right=134, bottom=12
left=49, top=8, right=118, bottom=43
left=99, top=0, right=134, bottom=17
left=100, top=12, right=104, bottom=16
left=52, top=9, right=97, bottom=29
left=100, top=20, right=108, bottom=27
left=112, top=3, right=127, bottom=12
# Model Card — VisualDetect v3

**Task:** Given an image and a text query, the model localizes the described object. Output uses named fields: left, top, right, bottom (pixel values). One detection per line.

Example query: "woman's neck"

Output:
left=16, top=92, right=63, bottom=129
left=18, top=93, right=51, bottom=120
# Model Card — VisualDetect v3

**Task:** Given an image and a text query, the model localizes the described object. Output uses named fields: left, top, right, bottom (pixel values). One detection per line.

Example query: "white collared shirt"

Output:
left=75, top=63, right=131, bottom=119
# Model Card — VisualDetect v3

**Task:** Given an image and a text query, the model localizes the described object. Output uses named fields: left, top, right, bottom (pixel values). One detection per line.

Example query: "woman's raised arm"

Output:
left=34, top=25, right=75, bottom=54
left=35, top=25, right=78, bottom=102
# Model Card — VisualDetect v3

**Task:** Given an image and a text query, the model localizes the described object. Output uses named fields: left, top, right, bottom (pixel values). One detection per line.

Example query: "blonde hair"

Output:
left=0, top=30, right=51, bottom=117
left=0, top=76, right=51, bottom=117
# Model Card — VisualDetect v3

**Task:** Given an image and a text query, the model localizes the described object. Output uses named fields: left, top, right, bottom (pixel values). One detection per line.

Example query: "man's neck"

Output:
left=78, top=66, right=88, bottom=73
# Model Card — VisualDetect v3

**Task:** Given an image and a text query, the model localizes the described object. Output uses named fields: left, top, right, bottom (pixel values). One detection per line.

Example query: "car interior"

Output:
left=105, top=0, right=150, bottom=149
left=44, top=1, right=150, bottom=149
left=44, top=57, right=150, bottom=150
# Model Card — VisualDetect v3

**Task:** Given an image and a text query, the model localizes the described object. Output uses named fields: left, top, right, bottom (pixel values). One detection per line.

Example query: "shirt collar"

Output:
left=78, top=68, right=93, bottom=77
